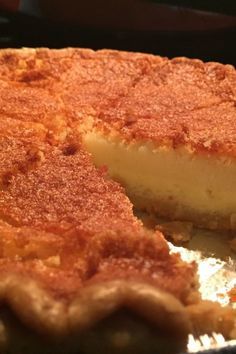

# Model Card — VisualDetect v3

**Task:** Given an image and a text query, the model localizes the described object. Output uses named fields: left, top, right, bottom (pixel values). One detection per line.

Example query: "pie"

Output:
left=75, top=51, right=236, bottom=231
left=0, top=48, right=235, bottom=354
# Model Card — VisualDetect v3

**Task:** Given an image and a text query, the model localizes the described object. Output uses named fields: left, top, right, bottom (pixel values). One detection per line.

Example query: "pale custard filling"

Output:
left=83, top=130, right=236, bottom=229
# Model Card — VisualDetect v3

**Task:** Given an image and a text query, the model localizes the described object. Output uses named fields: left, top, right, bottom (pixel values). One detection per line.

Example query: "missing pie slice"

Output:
left=0, top=48, right=235, bottom=353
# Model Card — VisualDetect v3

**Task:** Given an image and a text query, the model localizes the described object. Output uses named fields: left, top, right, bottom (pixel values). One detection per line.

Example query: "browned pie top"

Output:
left=0, top=120, right=137, bottom=235
left=73, top=54, right=236, bottom=156
left=61, top=49, right=236, bottom=157
left=0, top=118, right=196, bottom=305
left=1, top=48, right=235, bottom=156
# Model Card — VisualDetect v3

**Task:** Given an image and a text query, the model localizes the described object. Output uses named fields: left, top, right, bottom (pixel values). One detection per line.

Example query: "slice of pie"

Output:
left=57, top=49, right=236, bottom=231
left=0, top=48, right=235, bottom=353
left=0, top=117, right=197, bottom=353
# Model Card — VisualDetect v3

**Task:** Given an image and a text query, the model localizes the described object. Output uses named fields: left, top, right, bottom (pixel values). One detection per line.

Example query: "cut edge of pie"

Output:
left=81, top=124, right=236, bottom=231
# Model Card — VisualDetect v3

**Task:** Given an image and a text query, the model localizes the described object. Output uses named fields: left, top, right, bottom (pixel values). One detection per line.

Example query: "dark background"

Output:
left=150, top=0, right=236, bottom=16
left=0, top=1, right=236, bottom=65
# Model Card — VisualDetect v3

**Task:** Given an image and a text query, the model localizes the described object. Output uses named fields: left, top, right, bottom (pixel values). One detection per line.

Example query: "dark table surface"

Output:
left=0, top=9, right=236, bottom=66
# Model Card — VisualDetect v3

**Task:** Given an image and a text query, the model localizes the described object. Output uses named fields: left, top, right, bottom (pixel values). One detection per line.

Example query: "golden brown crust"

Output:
left=88, top=60, right=236, bottom=156
left=0, top=276, right=192, bottom=341
left=0, top=116, right=197, bottom=338
left=63, top=49, right=236, bottom=157
left=0, top=128, right=140, bottom=237
left=1, top=48, right=235, bottom=156
left=0, top=201, right=196, bottom=342
left=0, top=218, right=196, bottom=304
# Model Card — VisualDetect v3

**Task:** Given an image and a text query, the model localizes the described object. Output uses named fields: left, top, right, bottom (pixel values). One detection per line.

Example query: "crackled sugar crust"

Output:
left=0, top=107, right=198, bottom=344
left=0, top=118, right=196, bottom=302
left=0, top=48, right=235, bottom=155
left=0, top=48, right=235, bottom=348
left=1, top=48, right=236, bottom=231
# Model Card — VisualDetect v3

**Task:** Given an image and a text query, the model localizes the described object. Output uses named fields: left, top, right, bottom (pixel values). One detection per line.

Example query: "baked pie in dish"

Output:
left=0, top=48, right=235, bottom=353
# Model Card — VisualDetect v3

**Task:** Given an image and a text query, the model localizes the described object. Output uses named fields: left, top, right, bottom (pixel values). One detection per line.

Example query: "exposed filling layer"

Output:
left=83, top=130, right=236, bottom=230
